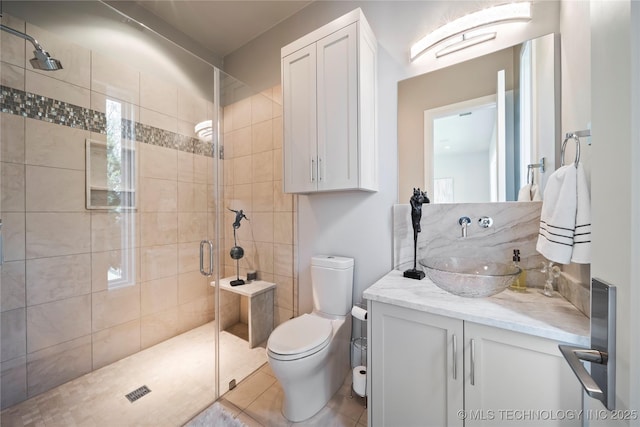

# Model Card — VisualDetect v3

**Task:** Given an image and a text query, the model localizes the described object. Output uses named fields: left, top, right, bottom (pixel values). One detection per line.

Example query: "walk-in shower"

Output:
left=0, top=2, right=292, bottom=425
left=0, top=22, right=63, bottom=70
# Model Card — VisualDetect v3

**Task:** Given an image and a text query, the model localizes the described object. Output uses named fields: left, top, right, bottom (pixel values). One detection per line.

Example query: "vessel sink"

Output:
left=419, top=257, right=521, bottom=298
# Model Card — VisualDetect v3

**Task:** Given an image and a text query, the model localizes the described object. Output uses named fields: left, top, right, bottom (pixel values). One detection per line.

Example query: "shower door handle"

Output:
left=200, top=240, right=214, bottom=277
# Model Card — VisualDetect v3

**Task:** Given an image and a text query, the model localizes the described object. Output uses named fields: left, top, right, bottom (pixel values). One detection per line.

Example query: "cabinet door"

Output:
left=370, top=302, right=464, bottom=427
left=464, top=322, right=582, bottom=426
left=282, top=43, right=317, bottom=193
left=316, top=23, right=358, bottom=191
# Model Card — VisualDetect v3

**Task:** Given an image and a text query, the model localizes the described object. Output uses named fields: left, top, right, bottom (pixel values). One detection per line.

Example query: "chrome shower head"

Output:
left=30, top=48, right=63, bottom=71
left=0, top=23, right=63, bottom=71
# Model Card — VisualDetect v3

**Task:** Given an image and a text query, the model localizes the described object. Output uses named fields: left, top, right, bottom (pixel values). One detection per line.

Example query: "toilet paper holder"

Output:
left=351, top=302, right=368, bottom=405
left=350, top=339, right=368, bottom=405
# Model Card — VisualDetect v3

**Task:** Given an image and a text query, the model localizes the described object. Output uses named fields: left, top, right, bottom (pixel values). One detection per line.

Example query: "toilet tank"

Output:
left=311, top=255, right=354, bottom=316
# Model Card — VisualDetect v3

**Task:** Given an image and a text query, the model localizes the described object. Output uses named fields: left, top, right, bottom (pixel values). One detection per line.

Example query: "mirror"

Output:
left=398, top=33, right=560, bottom=203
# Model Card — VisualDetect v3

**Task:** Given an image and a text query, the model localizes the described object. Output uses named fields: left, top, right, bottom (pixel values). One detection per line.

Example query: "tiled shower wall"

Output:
left=0, top=16, right=216, bottom=408
left=221, top=87, right=298, bottom=328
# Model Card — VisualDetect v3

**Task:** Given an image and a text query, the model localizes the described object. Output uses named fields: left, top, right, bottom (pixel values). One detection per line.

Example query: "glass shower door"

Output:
left=0, top=3, right=222, bottom=422
left=213, top=68, right=288, bottom=401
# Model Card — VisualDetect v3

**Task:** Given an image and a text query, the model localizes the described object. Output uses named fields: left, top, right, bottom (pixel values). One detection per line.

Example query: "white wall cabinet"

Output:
left=369, top=301, right=582, bottom=427
left=281, top=8, right=377, bottom=193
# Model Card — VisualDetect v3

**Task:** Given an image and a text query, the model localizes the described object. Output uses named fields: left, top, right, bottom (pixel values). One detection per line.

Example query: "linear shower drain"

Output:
left=125, top=385, right=151, bottom=403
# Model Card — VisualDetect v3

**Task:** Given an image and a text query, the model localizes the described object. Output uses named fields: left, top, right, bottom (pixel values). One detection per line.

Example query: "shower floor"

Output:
left=0, top=321, right=267, bottom=427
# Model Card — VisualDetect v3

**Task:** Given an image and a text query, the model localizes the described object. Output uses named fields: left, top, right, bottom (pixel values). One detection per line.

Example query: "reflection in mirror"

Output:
left=427, top=92, right=513, bottom=203
left=398, top=33, right=559, bottom=203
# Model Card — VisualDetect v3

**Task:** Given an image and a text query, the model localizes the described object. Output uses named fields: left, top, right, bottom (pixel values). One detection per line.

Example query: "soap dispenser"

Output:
left=509, top=249, right=527, bottom=292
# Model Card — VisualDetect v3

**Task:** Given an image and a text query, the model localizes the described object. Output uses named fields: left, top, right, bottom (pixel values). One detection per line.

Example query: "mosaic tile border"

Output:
left=0, top=85, right=214, bottom=157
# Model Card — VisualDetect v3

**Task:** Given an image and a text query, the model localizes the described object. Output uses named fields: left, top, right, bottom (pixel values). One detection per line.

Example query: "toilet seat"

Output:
left=268, top=314, right=332, bottom=361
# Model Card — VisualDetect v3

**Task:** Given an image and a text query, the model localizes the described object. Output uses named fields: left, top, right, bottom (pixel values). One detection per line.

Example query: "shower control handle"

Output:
left=199, top=240, right=214, bottom=277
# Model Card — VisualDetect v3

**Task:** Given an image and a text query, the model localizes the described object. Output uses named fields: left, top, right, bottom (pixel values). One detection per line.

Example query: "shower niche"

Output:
left=86, top=138, right=137, bottom=209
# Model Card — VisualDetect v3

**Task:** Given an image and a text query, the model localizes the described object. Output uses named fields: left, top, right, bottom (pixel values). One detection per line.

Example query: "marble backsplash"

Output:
left=393, top=202, right=589, bottom=317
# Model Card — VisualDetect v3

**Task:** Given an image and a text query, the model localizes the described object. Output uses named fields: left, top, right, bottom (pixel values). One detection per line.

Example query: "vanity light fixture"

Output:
left=410, top=2, right=532, bottom=61
left=435, top=31, right=497, bottom=58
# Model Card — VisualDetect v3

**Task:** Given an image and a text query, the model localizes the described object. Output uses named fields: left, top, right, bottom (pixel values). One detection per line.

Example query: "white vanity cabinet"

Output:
left=370, top=301, right=464, bottom=427
left=281, top=8, right=377, bottom=193
left=369, top=301, right=583, bottom=427
left=463, top=322, right=582, bottom=426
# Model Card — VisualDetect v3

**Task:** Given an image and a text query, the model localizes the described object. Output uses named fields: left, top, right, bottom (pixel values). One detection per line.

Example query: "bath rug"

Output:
left=184, top=402, right=247, bottom=427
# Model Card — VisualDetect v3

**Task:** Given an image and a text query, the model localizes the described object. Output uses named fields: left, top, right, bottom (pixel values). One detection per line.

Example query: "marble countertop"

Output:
left=363, top=270, right=590, bottom=347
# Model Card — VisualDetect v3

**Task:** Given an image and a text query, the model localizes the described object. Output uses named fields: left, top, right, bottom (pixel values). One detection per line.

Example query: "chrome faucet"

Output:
left=458, top=216, right=471, bottom=238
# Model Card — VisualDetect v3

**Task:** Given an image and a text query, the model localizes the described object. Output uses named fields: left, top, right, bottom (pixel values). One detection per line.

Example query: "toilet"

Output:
left=267, top=255, right=354, bottom=422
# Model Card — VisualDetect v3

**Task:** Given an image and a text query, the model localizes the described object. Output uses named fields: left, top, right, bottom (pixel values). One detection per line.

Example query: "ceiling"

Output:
left=433, top=105, right=497, bottom=155
left=123, top=1, right=314, bottom=59
left=103, top=0, right=549, bottom=77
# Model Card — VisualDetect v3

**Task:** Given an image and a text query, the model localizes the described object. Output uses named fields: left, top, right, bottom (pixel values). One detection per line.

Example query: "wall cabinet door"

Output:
left=316, top=23, right=358, bottom=191
left=370, top=301, right=464, bottom=427
left=464, top=322, right=583, bottom=427
left=281, top=9, right=377, bottom=194
left=282, top=43, right=317, bottom=194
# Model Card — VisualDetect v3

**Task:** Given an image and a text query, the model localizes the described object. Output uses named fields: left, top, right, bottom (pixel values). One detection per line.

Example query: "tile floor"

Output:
left=0, top=322, right=267, bottom=427
left=214, top=363, right=368, bottom=427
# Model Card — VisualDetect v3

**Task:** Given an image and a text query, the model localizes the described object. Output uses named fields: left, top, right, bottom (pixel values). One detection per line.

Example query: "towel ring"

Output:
left=527, top=164, right=535, bottom=185
left=561, top=133, right=581, bottom=167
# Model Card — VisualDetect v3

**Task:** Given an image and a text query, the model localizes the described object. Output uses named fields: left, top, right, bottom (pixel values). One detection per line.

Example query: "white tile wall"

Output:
left=25, top=119, right=88, bottom=170
left=25, top=254, right=91, bottom=306
left=0, top=13, right=284, bottom=411
left=222, top=86, right=295, bottom=326
left=0, top=15, right=26, bottom=68
left=91, top=51, right=139, bottom=104
left=26, top=212, right=91, bottom=258
left=26, top=23, right=91, bottom=89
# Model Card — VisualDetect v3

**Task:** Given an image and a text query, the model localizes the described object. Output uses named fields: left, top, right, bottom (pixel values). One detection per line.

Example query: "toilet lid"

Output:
left=268, top=314, right=332, bottom=356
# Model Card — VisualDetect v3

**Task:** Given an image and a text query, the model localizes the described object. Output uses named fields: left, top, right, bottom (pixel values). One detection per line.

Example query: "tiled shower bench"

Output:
left=212, top=277, right=276, bottom=348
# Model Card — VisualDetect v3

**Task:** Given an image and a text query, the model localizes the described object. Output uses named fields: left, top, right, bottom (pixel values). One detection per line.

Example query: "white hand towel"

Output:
left=571, top=163, right=591, bottom=263
left=531, top=184, right=542, bottom=201
left=518, top=184, right=542, bottom=202
left=536, top=165, right=577, bottom=264
left=518, top=184, right=533, bottom=201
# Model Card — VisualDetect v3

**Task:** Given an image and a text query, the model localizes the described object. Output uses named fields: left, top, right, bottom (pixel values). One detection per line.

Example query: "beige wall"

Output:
left=397, top=47, right=516, bottom=198
left=0, top=16, right=215, bottom=408
left=221, top=86, right=297, bottom=327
